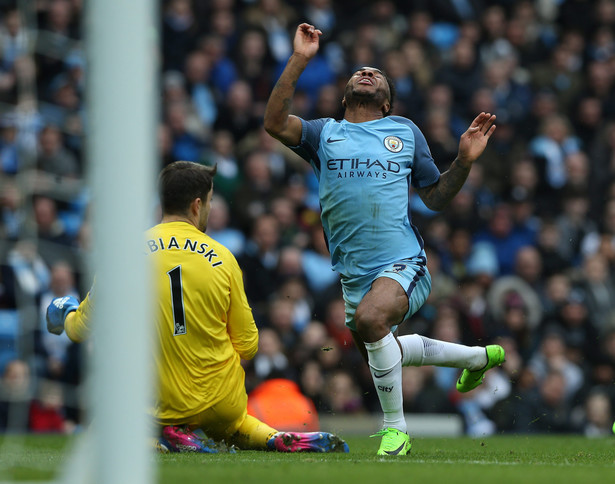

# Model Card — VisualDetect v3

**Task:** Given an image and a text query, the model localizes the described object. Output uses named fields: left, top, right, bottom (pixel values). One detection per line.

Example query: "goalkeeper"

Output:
left=46, top=160, right=348, bottom=454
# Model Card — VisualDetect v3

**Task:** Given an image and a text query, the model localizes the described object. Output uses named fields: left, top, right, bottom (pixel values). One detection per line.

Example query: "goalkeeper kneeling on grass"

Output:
left=45, top=160, right=348, bottom=454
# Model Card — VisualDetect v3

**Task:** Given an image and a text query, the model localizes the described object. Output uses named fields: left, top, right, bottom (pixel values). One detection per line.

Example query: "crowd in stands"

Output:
left=2, top=0, right=615, bottom=437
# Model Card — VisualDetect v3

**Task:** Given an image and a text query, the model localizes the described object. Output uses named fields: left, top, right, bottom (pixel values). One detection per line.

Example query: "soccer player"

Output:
left=264, top=23, right=504, bottom=456
left=46, top=160, right=348, bottom=454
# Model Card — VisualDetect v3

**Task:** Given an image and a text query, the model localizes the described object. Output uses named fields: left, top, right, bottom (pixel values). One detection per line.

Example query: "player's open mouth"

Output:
left=358, top=78, right=373, bottom=85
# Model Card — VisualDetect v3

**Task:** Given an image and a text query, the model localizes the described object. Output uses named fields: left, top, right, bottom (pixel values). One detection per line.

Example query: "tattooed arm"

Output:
left=416, top=112, right=496, bottom=211
left=264, top=23, right=322, bottom=146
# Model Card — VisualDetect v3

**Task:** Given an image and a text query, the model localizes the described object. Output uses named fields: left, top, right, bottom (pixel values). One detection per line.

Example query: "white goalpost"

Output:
left=57, top=1, right=158, bottom=483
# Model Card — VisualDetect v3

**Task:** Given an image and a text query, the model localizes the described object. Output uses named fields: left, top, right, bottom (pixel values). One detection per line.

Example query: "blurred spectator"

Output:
left=299, top=359, right=326, bottom=411
left=233, top=151, right=282, bottom=232
left=252, top=327, right=291, bottom=382
left=563, top=151, right=591, bottom=196
left=293, top=319, right=328, bottom=366
left=573, top=96, right=604, bottom=149
left=513, top=246, right=544, bottom=294
left=0, top=178, right=24, bottom=240
left=182, top=50, right=218, bottom=127
left=0, top=8, right=32, bottom=74
left=40, top=76, right=84, bottom=153
left=7, top=240, right=50, bottom=301
left=580, top=60, right=615, bottom=119
left=270, top=196, right=301, bottom=247
left=0, top=115, right=21, bottom=174
left=237, top=126, right=297, bottom=183
left=577, top=253, right=615, bottom=333
left=449, top=272, right=492, bottom=345
left=0, top=262, right=17, bottom=310
left=301, top=223, right=339, bottom=295
left=530, top=44, right=584, bottom=113
left=274, top=276, right=313, bottom=332
left=473, top=202, right=535, bottom=275
left=423, top=108, right=458, bottom=171
left=202, top=130, right=241, bottom=203
left=321, top=369, right=365, bottom=414
left=36, top=124, right=79, bottom=178
left=442, top=226, right=473, bottom=280
left=556, top=190, right=596, bottom=265
left=581, top=198, right=615, bottom=263
left=242, top=0, right=296, bottom=64
left=486, top=276, right=543, bottom=359
left=35, top=0, right=80, bottom=100
left=231, top=28, right=276, bottom=106
left=535, top=221, right=570, bottom=278
left=482, top=54, right=532, bottom=128
left=33, top=195, right=73, bottom=248
left=0, top=359, right=32, bottom=431
left=301, top=0, right=338, bottom=44
left=577, top=388, right=614, bottom=437
left=28, top=379, right=71, bottom=433
left=434, top=38, right=481, bottom=116
left=551, top=288, right=600, bottom=369
left=266, top=297, right=300, bottom=351
left=401, top=366, right=455, bottom=414
left=419, top=246, right=456, bottom=328
left=36, top=260, right=79, bottom=380
left=529, top=113, right=582, bottom=192
left=238, top=213, right=280, bottom=316
left=381, top=48, right=424, bottom=120
left=161, top=0, right=200, bottom=71
left=528, top=325, right=584, bottom=401
left=165, top=100, right=207, bottom=163
left=512, top=368, right=579, bottom=433
left=214, top=79, right=262, bottom=141
left=323, top=297, right=352, bottom=352
left=199, top=32, right=237, bottom=97
left=206, top=194, right=245, bottom=257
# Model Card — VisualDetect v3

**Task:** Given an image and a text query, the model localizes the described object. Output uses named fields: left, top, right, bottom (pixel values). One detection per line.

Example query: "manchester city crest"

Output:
left=384, top=136, right=403, bottom=153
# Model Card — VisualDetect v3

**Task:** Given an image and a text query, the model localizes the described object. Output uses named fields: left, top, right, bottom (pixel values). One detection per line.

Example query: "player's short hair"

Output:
left=381, top=70, right=396, bottom=116
left=159, top=161, right=217, bottom=215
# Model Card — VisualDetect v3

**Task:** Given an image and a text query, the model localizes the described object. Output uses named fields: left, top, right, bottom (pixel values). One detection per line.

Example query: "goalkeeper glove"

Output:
left=46, top=295, right=80, bottom=335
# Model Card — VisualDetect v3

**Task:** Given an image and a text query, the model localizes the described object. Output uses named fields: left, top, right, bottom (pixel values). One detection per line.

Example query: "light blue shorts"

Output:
left=340, top=256, right=432, bottom=332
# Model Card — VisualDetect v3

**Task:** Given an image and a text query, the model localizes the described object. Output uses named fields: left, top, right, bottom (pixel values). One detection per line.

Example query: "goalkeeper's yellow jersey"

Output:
left=145, top=221, right=258, bottom=421
left=64, top=221, right=258, bottom=422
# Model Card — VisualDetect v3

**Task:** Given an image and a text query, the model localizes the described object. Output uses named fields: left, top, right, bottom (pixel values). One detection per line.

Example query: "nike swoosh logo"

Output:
left=326, top=137, right=345, bottom=143
left=384, top=442, right=407, bottom=455
left=374, top=369, right=393, bottom=378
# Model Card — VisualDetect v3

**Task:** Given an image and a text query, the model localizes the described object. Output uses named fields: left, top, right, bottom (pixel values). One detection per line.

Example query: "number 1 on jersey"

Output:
left=167, top=265, right=187, bottom=335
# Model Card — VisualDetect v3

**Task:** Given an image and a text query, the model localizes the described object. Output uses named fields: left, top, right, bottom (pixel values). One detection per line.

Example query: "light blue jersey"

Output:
left=290, top=116, right=441, bottom=279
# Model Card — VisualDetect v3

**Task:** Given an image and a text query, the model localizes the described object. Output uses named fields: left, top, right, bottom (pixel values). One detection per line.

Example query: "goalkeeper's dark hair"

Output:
left=159, top=161, right=217, bottom=215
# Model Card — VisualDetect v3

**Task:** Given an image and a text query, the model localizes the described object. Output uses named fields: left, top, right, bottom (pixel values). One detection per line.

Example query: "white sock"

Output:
left=398, top=334, right=487, bottom=370
left=365, top=332, right=406, bottom=433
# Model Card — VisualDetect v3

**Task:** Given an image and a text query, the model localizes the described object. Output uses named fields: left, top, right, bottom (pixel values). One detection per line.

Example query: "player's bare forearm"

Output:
left=419, top=112, right=496, bottom=211
left=263, top=54, right=308, bottom=145
left=416, top=158, right=471, bottom=211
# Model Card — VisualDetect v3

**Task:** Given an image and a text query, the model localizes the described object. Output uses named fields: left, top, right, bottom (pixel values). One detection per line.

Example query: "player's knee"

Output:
left=355, top=306, right=389, bottom=341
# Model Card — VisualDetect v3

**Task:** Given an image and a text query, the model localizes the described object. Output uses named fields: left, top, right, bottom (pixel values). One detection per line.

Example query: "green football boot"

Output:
left=370, top=428, right=411, bottom=456
left=456, top=344, right=505, bottom=393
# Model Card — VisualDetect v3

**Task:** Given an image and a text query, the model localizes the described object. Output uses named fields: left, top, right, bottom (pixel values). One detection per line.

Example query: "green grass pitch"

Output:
left=1, top=435, right=614, bottom=483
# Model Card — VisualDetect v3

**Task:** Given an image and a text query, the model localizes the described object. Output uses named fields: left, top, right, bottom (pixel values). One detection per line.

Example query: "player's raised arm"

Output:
left=417, top=112, right=496, bottom=211
left=263, top=23, right=322, bottom=146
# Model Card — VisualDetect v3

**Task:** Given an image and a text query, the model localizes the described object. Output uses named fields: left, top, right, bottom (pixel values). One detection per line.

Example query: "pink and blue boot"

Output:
left=267, top=432, right=349, bottom=453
